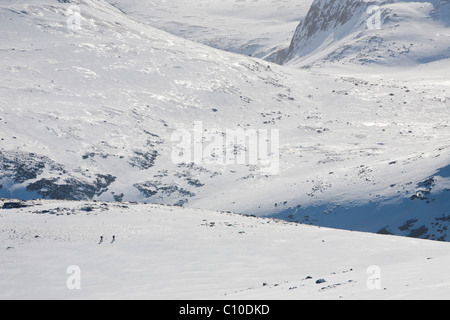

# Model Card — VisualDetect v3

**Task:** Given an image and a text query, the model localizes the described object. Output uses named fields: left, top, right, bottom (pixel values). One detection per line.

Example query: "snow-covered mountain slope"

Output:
left=105, top=0, right=314, bottom=60
left=1, top=198, right=450, bottom=300
left=0, top=0, right=310, bottom=204
left=274, top=165, right=450, bottom=241
left=277, top=0, right=450, bottom=70
left=1, top=0, right=449, bottom=241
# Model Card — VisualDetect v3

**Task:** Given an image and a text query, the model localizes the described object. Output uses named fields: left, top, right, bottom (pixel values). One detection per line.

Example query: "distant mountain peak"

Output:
left=277, top=0, right=450, bottom=68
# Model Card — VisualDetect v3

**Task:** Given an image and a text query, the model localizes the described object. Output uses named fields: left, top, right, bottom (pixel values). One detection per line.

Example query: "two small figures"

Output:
left=99, top=235, right=116, bottom=244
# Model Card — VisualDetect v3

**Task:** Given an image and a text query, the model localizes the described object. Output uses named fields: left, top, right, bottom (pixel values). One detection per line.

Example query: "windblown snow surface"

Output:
left=1, top=198, right=450, bottom=300
left=1, top=0, right=450, bottom=299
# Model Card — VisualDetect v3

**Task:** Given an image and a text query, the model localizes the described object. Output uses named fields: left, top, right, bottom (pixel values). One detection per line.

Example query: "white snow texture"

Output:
left=0, top=0, right=450, bottom=300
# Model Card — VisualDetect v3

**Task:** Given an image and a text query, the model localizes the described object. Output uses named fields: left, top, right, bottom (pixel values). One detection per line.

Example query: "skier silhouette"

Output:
left=99, top=236, right=104, bottom=244
left=111, top=235, right=116, bottom=244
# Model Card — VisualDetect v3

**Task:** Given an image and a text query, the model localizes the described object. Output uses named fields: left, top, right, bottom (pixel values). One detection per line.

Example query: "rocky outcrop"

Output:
left=0, top=151, right=116, bottom=201
left=279, top=0, right=450, bottom=66
left=282, top=0, right=379, bottom=64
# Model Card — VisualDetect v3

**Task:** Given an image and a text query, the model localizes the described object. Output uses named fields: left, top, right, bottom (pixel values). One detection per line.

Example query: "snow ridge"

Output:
left=278, top=0, right=450, bottom=68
